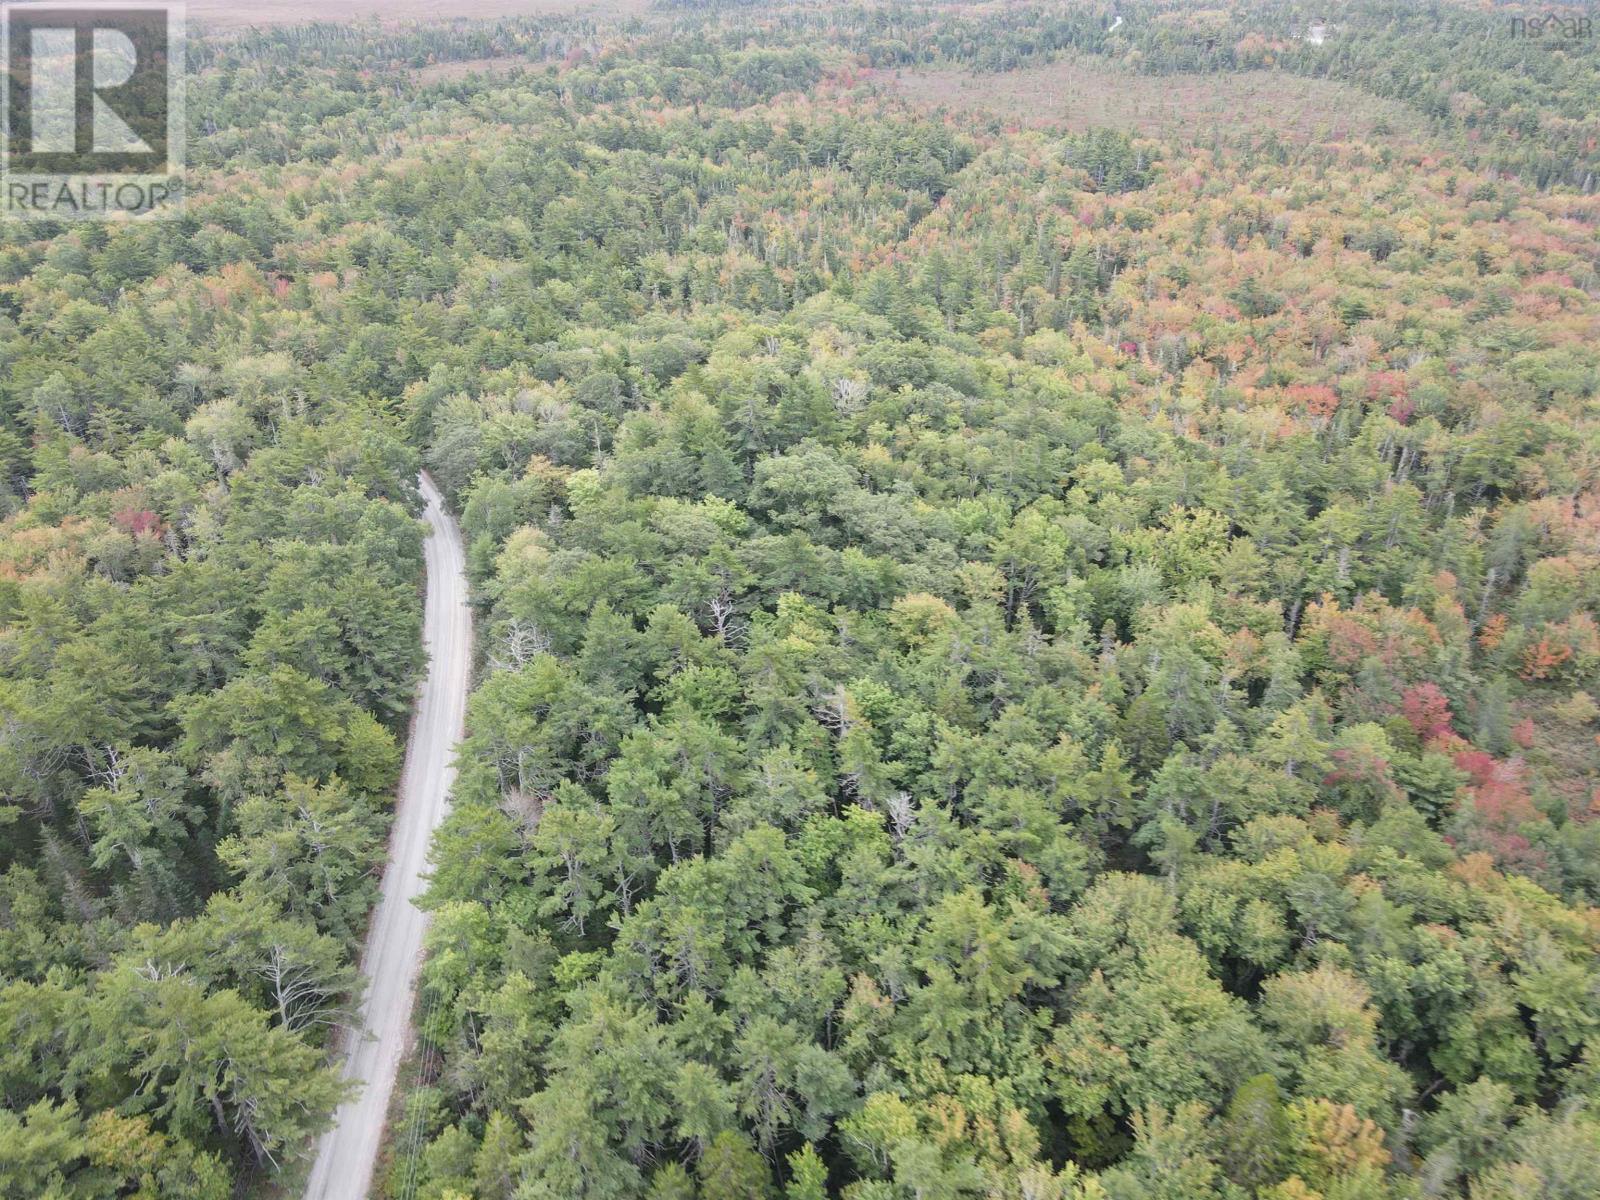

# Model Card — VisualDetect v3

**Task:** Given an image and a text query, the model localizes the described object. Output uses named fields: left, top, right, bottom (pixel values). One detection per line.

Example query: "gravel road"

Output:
left=303, top=472, right=471, bottom=1200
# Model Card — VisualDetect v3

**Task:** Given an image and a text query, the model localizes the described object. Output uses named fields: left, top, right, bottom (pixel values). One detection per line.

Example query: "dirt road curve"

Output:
left=304, top=473, right=471, bottom=1200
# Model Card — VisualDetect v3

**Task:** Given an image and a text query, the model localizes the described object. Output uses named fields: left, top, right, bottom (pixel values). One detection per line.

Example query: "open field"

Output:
left=888, top=58, right=1415, bottom=142
left=187, top=0, right=648, bottom=32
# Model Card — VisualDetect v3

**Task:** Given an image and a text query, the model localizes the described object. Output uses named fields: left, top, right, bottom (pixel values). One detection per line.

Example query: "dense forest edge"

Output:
left=4, top=2, right=1600, bottom=1199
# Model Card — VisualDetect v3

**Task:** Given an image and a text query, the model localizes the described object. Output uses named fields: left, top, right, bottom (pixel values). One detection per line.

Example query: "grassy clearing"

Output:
left=188, top=0, right=648, bottom=33
left=887, top=57, right=1415, bottom=143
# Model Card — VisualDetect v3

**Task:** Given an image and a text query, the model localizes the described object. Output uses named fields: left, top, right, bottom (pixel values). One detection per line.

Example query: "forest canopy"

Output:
left=4, top=2, right=1600, bottom=1199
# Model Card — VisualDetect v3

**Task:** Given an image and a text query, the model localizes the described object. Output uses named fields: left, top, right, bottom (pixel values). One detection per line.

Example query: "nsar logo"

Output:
left=1509, top=12, right=1594, bottom=42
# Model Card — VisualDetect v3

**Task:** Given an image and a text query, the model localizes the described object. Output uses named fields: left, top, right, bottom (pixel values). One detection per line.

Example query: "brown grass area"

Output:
left=188, top=0, right=648, bottom=32
left=888, top=59, right=1412, bottom=143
